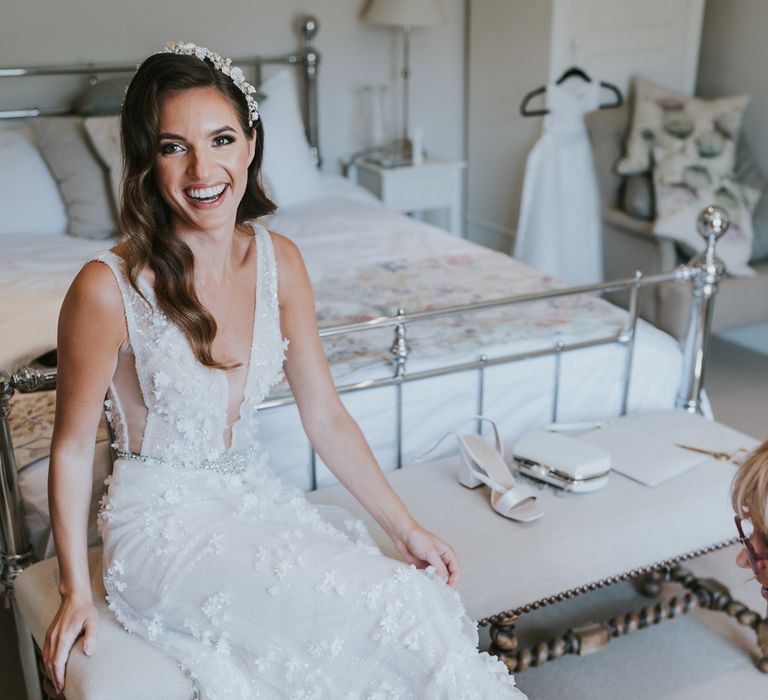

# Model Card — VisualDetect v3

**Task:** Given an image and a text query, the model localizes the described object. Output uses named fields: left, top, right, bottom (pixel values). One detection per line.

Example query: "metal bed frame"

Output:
left=0, top=14, right=737, bottom=698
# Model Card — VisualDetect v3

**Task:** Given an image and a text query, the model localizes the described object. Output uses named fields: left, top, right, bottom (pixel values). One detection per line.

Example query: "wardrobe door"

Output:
left=465, top=0, right=552, bottom=251
left=549, top=0, right=706, bottom=95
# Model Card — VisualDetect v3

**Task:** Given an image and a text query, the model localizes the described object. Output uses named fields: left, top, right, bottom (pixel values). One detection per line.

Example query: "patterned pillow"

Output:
left=653, top=149, right=760, bottom=276
left=617, top=77, right=749, bottom=177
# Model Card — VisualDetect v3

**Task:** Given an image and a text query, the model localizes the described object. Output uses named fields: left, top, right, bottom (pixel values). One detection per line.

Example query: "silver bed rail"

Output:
left=0, top=205, right=729, bottom=608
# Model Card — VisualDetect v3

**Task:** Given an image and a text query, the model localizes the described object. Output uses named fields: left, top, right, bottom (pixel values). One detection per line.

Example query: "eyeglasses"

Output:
left=735, top=516, right=768, bottom=576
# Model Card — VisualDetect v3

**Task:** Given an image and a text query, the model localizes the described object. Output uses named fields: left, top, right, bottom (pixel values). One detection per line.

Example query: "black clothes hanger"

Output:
left=519, top=66, right=624, bottom=117
left=556, top=66, right=592, bottom=84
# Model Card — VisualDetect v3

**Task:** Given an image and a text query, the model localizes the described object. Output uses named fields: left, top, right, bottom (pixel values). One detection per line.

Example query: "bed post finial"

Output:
left=676, top=205, right=728, bottom=414
left=301, top=15, right=319, bottom=41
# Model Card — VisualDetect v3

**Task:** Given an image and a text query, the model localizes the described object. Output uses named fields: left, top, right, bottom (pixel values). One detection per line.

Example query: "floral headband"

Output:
left=161, top=41, right=260, bottom=127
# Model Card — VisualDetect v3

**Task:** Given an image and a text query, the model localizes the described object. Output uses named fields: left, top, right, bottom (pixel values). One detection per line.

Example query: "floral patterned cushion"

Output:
left=616, top=76, right=749, bottom=177
left=653, top=149, right=760, bottom=276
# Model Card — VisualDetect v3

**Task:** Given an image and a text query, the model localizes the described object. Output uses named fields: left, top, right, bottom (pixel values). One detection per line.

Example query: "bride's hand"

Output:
left=43, top=594, right=100, bottom=694
left=392, top=522, right=461, bottom=588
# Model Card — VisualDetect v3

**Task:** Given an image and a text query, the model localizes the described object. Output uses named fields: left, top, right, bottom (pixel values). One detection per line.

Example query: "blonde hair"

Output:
left=732, top=439, right=768, bottom=535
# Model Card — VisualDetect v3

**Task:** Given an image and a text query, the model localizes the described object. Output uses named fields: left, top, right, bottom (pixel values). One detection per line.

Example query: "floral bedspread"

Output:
left=10, top=250, right=629, bottom=461
left=310, top=250, right=628, bottom=384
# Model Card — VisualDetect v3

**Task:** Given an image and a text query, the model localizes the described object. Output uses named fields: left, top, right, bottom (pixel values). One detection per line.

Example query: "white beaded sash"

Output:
left=114, top=447, right=262, bottom=474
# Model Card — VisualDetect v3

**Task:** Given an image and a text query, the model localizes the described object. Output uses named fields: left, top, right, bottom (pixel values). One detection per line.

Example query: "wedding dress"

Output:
left=514, top=80, right=603, bottom=286
left=94, top=224, right=525, bottom=699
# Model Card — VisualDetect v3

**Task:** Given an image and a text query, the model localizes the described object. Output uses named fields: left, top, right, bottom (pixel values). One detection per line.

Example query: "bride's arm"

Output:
left=273, top=233, right=460, bottom=587
left=44, top=262, right=126, bottom=694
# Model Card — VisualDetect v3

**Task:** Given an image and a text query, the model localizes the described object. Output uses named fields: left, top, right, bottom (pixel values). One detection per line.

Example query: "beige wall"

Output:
left=465, top=0, right=552, bottom=250
left=697, top=0, right=768, bottom=174
left=0, top=0, right=465, bottom=174
left=698, top=0, right=768, bottom=351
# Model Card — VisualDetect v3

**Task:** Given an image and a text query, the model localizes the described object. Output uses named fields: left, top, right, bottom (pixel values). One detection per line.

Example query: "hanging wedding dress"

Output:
left=514, top=80, right=603, bottom=285
left=94, top=224, right=525, bottom=699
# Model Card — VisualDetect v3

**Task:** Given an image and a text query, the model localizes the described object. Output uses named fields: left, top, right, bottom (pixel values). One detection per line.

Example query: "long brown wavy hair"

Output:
left=120, top=52, right=275, bottom=369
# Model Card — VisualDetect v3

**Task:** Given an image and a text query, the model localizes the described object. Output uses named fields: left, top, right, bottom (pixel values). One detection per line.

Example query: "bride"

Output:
left=43, top=42, right=526, bottom=699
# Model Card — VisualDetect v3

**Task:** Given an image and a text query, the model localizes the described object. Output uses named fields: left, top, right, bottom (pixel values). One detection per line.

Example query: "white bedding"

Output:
left=8, top=174, right=686, bottom=557
left=0, top=235, right=109, bottom=369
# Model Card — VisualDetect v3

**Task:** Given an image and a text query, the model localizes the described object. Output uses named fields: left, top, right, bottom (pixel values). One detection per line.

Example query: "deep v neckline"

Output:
left=136, top=228, right=263, bottom=453
left=218, top=230, right=262, bottom=452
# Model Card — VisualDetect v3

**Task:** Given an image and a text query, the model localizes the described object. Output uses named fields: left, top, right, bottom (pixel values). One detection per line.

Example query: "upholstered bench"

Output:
left=15, top=448, right=766, bottom=699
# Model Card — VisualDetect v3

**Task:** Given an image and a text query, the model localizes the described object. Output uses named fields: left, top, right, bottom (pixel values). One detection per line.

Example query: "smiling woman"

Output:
left=41, top=44, right=526, bottom=699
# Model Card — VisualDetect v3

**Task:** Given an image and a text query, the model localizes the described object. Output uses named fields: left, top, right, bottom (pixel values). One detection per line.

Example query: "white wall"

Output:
left=698, top=0, right=768, bottom=354
left=697, top=0, right=768, bottom=175
left=465, top=0, right=551, bottom=251
left=0, top=0, right=465, bottom=174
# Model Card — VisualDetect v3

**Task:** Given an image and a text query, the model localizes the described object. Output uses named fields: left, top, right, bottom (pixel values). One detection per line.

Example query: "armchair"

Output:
left=586, top=105, right=768, bottom=341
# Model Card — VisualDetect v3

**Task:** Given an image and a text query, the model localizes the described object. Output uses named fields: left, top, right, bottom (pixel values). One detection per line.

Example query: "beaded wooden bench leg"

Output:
left=487, top=565, right=768, bottom=674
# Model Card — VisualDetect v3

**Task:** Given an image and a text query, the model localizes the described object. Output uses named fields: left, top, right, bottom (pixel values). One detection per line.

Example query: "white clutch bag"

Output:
left=512, top=431, right=611, bottom=493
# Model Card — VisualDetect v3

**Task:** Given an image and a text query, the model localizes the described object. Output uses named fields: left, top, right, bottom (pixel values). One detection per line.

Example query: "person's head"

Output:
left=732, top=440, right=768, bottom=599
left=118, top=44, right=276, bottom=369
left=121, top=48, right=274, bottom=237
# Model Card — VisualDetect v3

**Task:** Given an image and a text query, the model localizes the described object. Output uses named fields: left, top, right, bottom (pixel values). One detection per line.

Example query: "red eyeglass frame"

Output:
left=735, top=516, right=768, bottom=575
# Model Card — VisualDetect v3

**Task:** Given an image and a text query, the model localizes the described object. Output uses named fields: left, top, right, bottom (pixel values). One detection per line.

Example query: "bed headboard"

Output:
left=0, top=15, right=322, bottom=165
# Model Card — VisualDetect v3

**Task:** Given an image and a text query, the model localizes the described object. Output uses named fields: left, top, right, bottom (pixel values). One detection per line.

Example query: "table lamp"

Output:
left=363, top=0, right=442, bottom=165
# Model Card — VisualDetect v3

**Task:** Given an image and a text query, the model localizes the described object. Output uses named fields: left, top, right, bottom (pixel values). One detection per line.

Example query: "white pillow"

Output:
left=0, top=124, right=67, bottom=235
left=259, top=69, right=323, bottom=207
left=84, top=115, right=123, bottom=211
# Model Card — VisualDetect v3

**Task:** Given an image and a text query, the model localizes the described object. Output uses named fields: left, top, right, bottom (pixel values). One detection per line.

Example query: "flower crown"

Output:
left=162, top=41, right=260, bottom=127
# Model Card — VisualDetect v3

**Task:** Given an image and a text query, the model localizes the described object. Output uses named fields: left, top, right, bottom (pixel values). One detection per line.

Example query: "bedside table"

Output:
left=352, top=158, right=467, bottom=235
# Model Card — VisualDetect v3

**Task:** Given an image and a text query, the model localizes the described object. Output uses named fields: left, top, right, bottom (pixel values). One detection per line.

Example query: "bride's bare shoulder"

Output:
left=64, top=258, right=125, bottom=322
left=59, top=259, right=128, bottom=358
left=267, top=228, right=304, bottom=271
left=266, top=228, right=310, bottom=304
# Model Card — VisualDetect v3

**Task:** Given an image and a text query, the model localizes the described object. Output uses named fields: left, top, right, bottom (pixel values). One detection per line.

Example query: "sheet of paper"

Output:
left=576, top=411, right=760, bottom=487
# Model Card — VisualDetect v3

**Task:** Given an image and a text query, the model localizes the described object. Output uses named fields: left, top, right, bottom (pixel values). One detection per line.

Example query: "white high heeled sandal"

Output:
left=418, top=417, right=544, bottom=523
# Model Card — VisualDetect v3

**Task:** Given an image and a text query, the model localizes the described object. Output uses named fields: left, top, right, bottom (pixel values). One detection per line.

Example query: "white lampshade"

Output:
left=363, top=0, right=442, bottom=29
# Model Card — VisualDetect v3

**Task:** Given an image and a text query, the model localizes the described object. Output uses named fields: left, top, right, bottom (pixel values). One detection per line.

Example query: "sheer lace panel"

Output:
left=109, top=348, right=147, bottom=455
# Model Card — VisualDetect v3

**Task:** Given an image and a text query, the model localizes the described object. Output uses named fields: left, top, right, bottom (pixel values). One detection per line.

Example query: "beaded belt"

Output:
left=114, top=447, right=261, bottom=474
